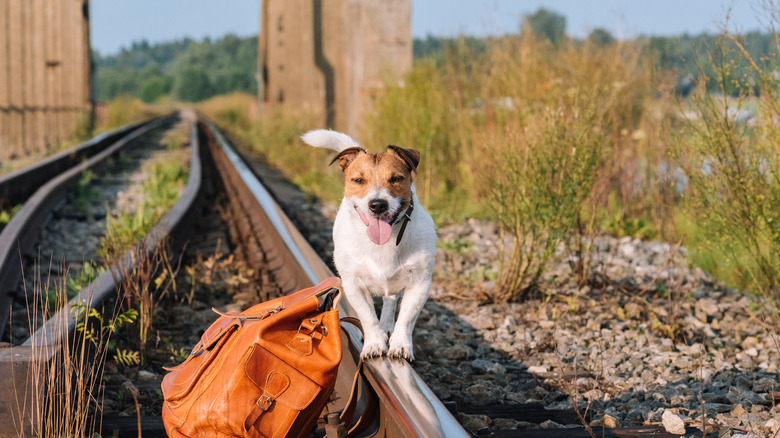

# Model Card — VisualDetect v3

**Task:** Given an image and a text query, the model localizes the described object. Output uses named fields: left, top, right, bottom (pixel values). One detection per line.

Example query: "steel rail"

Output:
left=203, top=119, right=469, bottom=438
left=0, top=111, right=200, bottom=437
left=0, top=116, right=172, bottom=340
left=0, top=118, right=157, bottom=208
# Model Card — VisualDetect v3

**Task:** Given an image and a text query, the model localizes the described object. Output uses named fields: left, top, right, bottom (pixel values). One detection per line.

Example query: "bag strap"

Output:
left=325, top=317, right=379, bottom=438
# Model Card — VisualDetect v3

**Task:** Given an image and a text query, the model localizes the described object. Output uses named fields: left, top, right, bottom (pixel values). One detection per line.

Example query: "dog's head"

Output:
left=333, top=145, right=419, bottom=245
left=301, top=130, right=419, bottom=245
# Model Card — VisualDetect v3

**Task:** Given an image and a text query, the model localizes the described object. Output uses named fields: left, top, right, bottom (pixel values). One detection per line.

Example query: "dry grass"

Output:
left=672, top=27, right=780, bottom=315
left=12, top=261, right=113, bottom=437
left=198, top=93, right=345, bottom=204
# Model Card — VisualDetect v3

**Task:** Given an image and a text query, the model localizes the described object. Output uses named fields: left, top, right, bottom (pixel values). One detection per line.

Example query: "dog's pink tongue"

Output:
left=367, top=216, right=393, bottom=245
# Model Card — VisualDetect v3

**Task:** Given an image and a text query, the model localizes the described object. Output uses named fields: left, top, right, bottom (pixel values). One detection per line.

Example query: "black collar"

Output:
left=395, top=197, right=414, bottom=246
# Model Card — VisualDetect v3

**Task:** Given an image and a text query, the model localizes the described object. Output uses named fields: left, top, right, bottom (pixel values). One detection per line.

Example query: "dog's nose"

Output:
left=368, top=199, right=388, bottom=214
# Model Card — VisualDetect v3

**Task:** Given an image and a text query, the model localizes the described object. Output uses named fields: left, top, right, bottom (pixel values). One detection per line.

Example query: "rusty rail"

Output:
left=0, top=118, right=155, bottom=208
left=0, top=111, right=197, bottom=437
left=0, top=113, right=468, bottom=437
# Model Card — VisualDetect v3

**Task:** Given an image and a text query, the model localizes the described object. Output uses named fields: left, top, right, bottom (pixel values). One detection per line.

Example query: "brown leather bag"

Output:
left=161, top=277, right=346, bottom=438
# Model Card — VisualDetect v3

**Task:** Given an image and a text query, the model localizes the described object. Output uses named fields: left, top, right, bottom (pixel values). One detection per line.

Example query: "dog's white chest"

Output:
left=332, top=200, right=435, bottom=297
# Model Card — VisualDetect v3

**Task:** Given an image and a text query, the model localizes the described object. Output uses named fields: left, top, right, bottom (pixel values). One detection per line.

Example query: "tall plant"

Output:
left=674, top=26, right=780, bottom=309
left=483, top=103, right=609, bottom=300
left=476, top=35, right=646, bottom=300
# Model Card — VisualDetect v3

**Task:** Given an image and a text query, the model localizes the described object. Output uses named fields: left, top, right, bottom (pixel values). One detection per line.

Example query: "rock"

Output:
left=457, top=413, right=491, bottom=432
left=601, top=414, right=620, bottom=428
left=492, top=418, right=522, bottom=429
left=766, top=418, right=780, bottom=434
left=470, top=359, right=506, bottom=375
left=465, top=383, right=500, bottom=405
left=727, top=387, right=764, bottom=405
left=468, top=318, right=495, bottom=330
left=442, top=345, right=471, bottom=361
left=623, top=302, right=642, bottom=318
left=137, top=370, right=158, bottom=381
left=696, top=298, right=719, bottom=318
left=704, top=403, right=733, bottom=414
left=527, top=365, right=547, bottom=374
left=753, top=377, right=777, bottom=393
left=625, top=406, right=649, bottom=423
left=539, top=420, right=564, bottom=429
left=730, top=404, right=749, bottom=417
left=662, top=410, right=686, bottom=435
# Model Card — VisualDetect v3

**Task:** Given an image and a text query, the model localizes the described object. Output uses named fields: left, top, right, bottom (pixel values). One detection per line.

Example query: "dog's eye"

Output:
left=389, top=175, right=404, bottom=183
left=351, top=177, right=366, bottom=184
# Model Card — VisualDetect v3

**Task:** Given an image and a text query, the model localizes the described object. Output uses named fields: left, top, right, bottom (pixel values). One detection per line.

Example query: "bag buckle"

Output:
left=256, top=394, right=273, bottom=411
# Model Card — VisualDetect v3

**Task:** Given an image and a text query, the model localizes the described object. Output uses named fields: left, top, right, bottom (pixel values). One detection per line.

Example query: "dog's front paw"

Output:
left=388, top=337, right=414, bottom=361
left=360, top=340, right=388, bottom=360
left=360, top=330, right=388, bottom=360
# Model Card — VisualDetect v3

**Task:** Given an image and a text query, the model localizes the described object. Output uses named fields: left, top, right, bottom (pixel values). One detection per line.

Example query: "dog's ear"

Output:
left=329, top=147, right=365, bottom=171
left=387, top=145, right=420, bottom=171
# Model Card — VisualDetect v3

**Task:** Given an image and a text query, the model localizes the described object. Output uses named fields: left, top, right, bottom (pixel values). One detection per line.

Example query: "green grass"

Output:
left=0, top=204, right=21, bottom=232
left=98, top=161, right=188, bottom=260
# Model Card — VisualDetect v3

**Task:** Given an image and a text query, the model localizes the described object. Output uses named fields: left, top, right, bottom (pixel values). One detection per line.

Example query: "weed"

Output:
left=437, top=236, right=469, bottom=253
left=13, top=263, right=113, bottom=437
left=114, top=349, right=141, bottom=367
left=109, top=237, right=181, bottom=364
left=71, top=170, right=97, bottom=215
left=672, top=25, right=780, bottom=314
left=184, top=248, right=254, bottom=303
left=39, top=261, right=105, bottom=311
left=98, top=161, right=188, bottom=260
left=105, top=95, right=153, bottom=129
left=0, top=204, right=22, bottom=232
left=169, top=345, right=189, bottom=363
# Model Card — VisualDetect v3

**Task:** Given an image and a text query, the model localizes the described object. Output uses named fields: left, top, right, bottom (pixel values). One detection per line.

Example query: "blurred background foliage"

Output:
left=95, top=12, right=777, bottom=105
left=94, top=34, right=258, bottom=103
left=96, top=7, right=780, bottom=305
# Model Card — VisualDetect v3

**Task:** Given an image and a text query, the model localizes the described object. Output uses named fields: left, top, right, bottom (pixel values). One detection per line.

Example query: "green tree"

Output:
left=587, top=28, right=615, bottom=47
left=523, top=8, right=566, bottom=46
left=213, top=69, right=255, bottom=95
left=172, top=67, right=213, bottom=102
left=138, top=75, right=171, bottom=103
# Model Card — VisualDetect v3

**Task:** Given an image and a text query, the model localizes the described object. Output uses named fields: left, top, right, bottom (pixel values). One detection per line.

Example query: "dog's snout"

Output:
left=368, top=199, right=389, bottom=214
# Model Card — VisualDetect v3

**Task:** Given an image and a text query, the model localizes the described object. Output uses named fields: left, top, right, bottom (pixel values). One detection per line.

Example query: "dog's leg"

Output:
left=378, top=295, right=397, bottom=335
left=388, top=280, right=430, bottom=361
left=344, top=278, right=387, bottom=359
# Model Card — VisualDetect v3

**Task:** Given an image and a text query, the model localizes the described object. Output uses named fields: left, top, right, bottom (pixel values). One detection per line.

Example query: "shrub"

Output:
left=105, top=95, right=151, bottom=129
left=365, top=34, right=650, bottom=299
left=139, top=75, right=171, bottom=103
left=673, top=29, right=780, bottom=309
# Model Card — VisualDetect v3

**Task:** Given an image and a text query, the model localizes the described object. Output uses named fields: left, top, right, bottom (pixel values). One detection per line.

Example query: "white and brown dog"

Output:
left=301, top=130, right=436, bottom=361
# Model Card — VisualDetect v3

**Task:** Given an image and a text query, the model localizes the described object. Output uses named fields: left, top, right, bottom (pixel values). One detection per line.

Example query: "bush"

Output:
left=172, top=67, right=213, bottom=102
left=139, top=75, right=171, bottom=103
left=365, top=34, right=651, bottom=300
left=105, top=95, right=151, bottom=129
left=673, top=29, right=780, bottom=309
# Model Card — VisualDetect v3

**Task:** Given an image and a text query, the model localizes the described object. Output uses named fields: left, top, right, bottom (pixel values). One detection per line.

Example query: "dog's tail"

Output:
left=301, top=129, right=363, bottom=153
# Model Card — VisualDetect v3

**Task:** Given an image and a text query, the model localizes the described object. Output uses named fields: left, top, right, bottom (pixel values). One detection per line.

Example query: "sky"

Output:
left=90, top=0, right=767, bottom=56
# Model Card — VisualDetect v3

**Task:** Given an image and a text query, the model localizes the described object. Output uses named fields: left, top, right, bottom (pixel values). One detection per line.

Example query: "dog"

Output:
left=301, top=129, right=436, bottom=361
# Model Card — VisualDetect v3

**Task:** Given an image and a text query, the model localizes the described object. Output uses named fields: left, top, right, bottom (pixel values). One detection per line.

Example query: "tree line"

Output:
left=94, top=8, right=778, bottom=103
left=94, top=34, right=258, bottom=103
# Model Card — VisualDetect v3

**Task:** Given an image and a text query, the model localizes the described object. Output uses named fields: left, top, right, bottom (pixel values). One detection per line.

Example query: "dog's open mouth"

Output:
left=355, top=206, right=399, bottom=245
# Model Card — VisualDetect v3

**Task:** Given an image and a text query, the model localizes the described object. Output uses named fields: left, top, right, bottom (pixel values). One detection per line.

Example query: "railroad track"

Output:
left=0, top=111, right=695, bottom=438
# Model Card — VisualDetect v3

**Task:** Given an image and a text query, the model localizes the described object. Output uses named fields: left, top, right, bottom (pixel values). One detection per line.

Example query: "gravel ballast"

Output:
left=245, top=146, right=780, bottom=437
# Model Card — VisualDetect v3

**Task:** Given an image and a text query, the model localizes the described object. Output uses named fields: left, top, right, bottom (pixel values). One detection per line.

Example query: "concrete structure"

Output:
left=259, top=0, right=411, bottom=137
left=0, top=0, right=93, bottom=165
